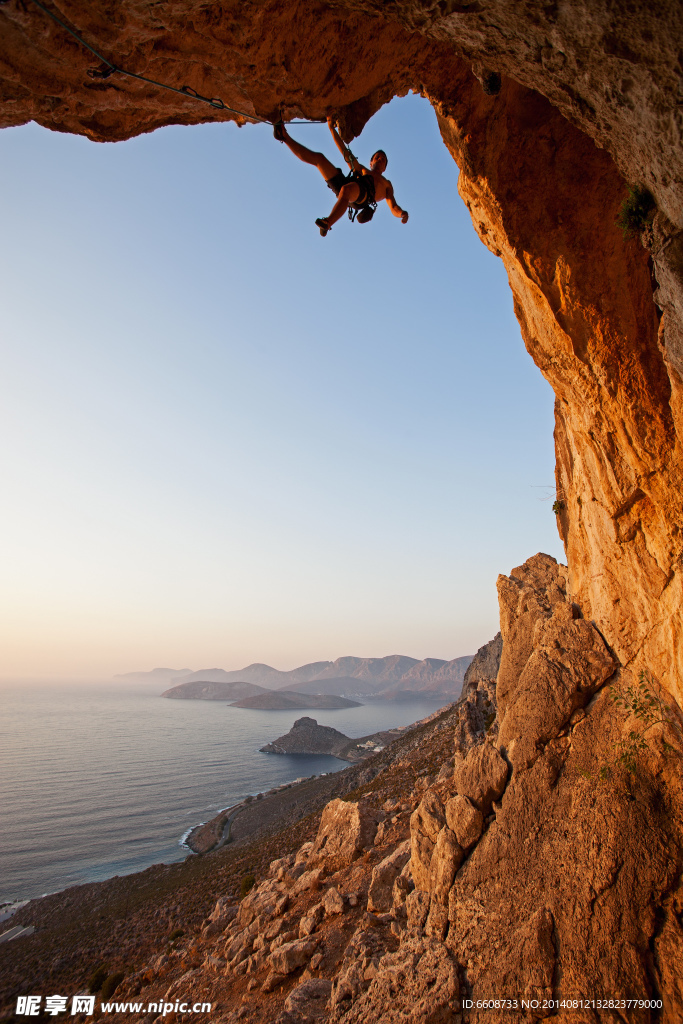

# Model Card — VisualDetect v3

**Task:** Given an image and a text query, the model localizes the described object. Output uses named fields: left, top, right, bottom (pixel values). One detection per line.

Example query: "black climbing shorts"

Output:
left=325, top=170, right=374, bottom=206
left=326, top=169, right=347, bottom=196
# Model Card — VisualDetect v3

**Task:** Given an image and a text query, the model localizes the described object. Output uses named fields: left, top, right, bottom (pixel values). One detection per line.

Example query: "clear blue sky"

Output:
left=0, top=93, right=564, bottom=680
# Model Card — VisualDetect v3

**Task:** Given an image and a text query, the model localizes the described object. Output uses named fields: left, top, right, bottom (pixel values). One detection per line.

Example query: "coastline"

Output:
left=183, top=802, right=244, bottom=854
left=0, top=697, right=461, bottom=1014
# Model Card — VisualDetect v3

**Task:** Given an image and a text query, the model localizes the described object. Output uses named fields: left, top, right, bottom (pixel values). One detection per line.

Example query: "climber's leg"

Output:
left=326, top=181, right=360, bottom=225
left=275, top=122, right=338, bottom=181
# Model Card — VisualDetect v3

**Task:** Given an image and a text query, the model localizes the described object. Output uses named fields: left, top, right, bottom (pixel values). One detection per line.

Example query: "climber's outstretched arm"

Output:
left=327, top=117, right=359, bottom=173
left=385, top=182, right=409, bottom=223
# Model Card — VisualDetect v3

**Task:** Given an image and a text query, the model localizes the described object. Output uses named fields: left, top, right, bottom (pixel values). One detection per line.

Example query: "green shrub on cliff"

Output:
left=88, top=965, right=108, bottom=993
left=617, top=185, right=655, bottom=238
left=100, top=971, right=125, bottom=1000
left=609, top=671, right=682, bottom=773
left=240, top=873, right=256, bottom=898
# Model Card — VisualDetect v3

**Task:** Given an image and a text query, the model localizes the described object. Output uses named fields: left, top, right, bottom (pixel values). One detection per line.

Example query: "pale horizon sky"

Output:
left=0, top=94, right=565, bottom=682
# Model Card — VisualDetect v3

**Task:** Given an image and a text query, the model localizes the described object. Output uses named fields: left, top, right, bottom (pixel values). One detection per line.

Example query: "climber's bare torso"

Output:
left=350, top=165, right=393, bottom=204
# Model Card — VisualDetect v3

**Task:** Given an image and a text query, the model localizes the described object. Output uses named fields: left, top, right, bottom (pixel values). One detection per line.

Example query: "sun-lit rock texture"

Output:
left=2, top=0, right=682, bottom=706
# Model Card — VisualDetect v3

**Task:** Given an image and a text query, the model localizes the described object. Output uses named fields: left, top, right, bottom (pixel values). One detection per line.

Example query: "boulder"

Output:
left=308, top=799, right=378, bottom=873
left=284, top=978, right=333, bottom=1019
left=429, top=828, right=464, bottom=904
left=224, top=929, right=254, bottom=966
left=452, top=742, right=508, bottom=815
left=445, top=795, right=483, bottom=849
left=202, top=896, right=239, bottom=936
left=268, top=937, right=318, bottom=976
left=236, top=878, right=282, bottom=928
left=295, top=841, right=314, bottom=865
left=411, top=791, right=446, bottom=841
left=299, top=903, right=324, bottom=937
left=269, top=854, right=295, bottom=879
left=410, top=790, right=447, bottom=891
left=367, top=840, right=411, bottom=913
left=262, top=971, right=287, bottom=993
left=210, top=897, right=238, bottom=923
left=322, top=886, right=345, bottom=916
left=291, top=868, right=324, bottom=895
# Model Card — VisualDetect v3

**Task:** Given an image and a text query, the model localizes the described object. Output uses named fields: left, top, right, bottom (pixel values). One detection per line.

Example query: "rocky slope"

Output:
left=6, top=555, right=680, bottom=1021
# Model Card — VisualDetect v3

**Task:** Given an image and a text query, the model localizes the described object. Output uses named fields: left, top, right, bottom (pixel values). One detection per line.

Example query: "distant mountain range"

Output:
left=120, top=653, right=474, bottom=701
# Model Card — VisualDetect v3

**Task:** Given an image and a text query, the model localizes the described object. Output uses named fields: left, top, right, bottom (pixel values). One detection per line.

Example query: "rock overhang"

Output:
left=3, top=0, right=683, bottom=705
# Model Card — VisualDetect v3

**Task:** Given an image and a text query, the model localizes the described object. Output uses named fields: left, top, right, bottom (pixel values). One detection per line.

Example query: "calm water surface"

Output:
left=0, top=684, right=445, bottom=903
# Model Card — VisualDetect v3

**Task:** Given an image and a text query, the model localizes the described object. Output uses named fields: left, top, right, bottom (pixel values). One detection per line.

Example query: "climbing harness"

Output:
left=345, top=172, right=377, bottom=224
left=6, top=0, right=325, bottom=126
left=327, top=130, right=378, bottom=224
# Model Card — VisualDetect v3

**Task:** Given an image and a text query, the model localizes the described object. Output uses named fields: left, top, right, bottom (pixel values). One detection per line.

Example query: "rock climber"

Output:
left=273, top=117, right=409, bottom=236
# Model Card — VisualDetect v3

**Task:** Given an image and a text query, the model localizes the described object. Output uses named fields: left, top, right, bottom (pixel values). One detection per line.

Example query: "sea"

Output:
left=0, top=683, right=447, bottom=907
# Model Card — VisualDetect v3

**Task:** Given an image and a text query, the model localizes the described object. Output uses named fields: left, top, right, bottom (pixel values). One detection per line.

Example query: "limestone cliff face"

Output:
left=407, top=554, right=683, bottom=1018
left=3, top=0, right=682, bottom=704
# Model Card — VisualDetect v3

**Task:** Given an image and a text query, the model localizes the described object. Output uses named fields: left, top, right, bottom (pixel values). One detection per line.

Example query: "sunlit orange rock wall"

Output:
left=2, top=0, right=682, bottom=702
left=436, top=77, right=683, bottom=707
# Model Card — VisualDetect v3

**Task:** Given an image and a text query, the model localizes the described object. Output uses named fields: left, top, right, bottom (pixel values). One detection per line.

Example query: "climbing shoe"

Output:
left=315, top=218, right=331, bottom=237
left=273, top=120, right=286, bottom=142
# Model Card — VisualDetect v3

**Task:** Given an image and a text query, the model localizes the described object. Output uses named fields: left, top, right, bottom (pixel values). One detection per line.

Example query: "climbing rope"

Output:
left=9, top=0, right=326, bottom=126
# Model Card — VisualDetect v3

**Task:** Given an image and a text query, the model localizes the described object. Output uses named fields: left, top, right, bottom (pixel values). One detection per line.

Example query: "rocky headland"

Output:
left=160, top=682, right=361, bottom=709
left=231, top=694, right=361, bottom=711
left=162, top=681, right=267, bottom=701
left=259, top=718, right=404, bottom=761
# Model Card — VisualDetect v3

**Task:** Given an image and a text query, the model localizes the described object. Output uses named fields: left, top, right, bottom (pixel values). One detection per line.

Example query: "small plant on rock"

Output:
left=169, top=927, right=185, bottom=941
left=552, top=499, right=565, bottom=515
left=608, top=671, right=682, bottom=774
left=100, top=971, right=124, bottom=1000
left=88, top=965, right=108, bottom=994
left=240, top=873, right=256, bottom=898
left=617, top=185, right=656, bottom=238
left=578, top=671, right=682, bottom=785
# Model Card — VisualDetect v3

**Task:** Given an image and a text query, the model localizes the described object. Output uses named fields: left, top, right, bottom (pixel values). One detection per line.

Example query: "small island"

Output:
left=230, top=691, right=360, bottom=710
left=259, top=716, right=405, bottom=762
left=160, top=680, right=360, bottom=710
